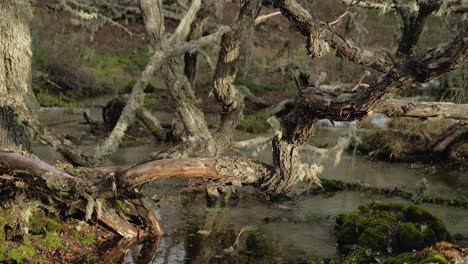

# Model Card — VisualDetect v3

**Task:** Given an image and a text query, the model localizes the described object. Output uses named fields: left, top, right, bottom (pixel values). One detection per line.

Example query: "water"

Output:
left=31, top=104, right=468, bottom=263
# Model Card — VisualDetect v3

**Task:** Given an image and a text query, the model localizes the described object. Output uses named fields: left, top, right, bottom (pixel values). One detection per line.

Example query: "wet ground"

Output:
left=32, top=101, right=468, bottom=263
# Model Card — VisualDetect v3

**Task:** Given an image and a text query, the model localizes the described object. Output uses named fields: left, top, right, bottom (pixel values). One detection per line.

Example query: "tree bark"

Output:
left=0, top=1, right=38, bottom=151
left=212, top=0, right=263, bottom=149
left=275, top=0, right=393, bottom=72
left=378, top=99, right=468, bottom=121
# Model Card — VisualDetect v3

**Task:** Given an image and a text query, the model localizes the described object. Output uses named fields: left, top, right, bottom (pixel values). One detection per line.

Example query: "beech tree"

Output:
left=0, top=0, right=467, bottom=239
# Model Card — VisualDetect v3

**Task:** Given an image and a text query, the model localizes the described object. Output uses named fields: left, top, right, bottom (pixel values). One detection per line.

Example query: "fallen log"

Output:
left=0, top=151, right=273, bottom=239
left=378, top=99, right=468, bottom=121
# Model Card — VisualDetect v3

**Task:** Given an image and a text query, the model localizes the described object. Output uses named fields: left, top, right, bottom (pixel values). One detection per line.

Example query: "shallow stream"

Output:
left=32, top=102, right=468, bottom=263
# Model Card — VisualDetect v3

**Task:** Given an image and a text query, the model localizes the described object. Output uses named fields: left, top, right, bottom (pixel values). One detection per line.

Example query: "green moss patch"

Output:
left=335, top=202, right=451, bottom=254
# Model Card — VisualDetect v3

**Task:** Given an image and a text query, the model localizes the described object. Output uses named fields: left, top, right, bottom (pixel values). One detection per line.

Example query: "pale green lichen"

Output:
left=48, top=177, right=71, bottom=194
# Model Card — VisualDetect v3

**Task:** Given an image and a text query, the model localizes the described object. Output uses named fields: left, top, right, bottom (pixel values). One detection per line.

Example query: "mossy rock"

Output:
left=428, top=218, right=451, bottom=241
left=357, top=227, right=387, bottom=251
left=394, top=223, right=425, bottom=252
left=335, top=202, right=451, bottom=254
left=404, top=205, right=434, bottom=222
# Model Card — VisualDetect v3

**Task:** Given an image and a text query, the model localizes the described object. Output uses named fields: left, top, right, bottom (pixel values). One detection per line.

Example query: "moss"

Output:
left=0, top=245, right=8, bottom=261
left=339, top=246, right=374, bottom=264
left=357, top=227, right=387, bottom=251
left=381, top=252, right=416, bottom=264
left=404, top=205, right=434, bottom=222
left=335, top=202, right=450, bottom=255
left=453, top=233, right=464, bottom=240
left=423, top=228, right=438, bottom=246
left=73, top=230, right=96, bottom=246
left=43, top=232, right=63, bottom=248
left=30, top=211, right=65, bottom=234
left=237, top=115, right=270, bottom=133
left=81, top=232, right=96, bottom=246
left=419, top=253, right=448, bottom=264
left=395, top=223, right=425, bottom=252
left=369, top=201, right=406, bottom=211
left=337, top=225, right=361, bottom=246
left=428, top=218, right=451, bottom=242
left=336, top=213, right=347, bottom=227
left=9, top=245, right=36, bottom=263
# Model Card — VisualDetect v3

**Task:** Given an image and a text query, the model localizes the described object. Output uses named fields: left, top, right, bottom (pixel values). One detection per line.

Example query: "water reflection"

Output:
left=32, top=106, right=468, bottom=263
left=113, top=191, right=468, bottom=263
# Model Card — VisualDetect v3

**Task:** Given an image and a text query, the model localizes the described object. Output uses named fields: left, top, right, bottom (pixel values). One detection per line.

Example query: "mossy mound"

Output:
left=335, top=202, right=451, bottom=254
left=381, top=252, right=449, bottom=264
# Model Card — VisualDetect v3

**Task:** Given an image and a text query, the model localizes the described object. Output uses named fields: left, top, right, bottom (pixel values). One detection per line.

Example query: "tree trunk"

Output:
left=0, top=1, right=38, bottom=151
left=262, top=108, right=317, bottom=195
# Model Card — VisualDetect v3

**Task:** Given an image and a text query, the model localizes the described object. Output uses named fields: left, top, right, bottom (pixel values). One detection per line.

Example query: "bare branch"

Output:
left=276, top=0, right=393, bottom=72
left=296, top=28, right=468, bottom=122
left=93, top=26, right=229, bottom=161
left=170, top=0, right=202, bottom=41
left=339, top=0, right=397, bottom=10
left=255, top=11, right=281, bottom=25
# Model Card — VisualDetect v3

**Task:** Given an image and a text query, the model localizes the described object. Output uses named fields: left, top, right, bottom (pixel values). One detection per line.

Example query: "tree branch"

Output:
left=378, top=99, right=468, bottom=120
left=296, top=28, right=468, bottom=122
left=276, top=0, right=393, bottom=72
left=395, top=0, right=443, bottom=57
left=212, top=0, right=264, bottom=148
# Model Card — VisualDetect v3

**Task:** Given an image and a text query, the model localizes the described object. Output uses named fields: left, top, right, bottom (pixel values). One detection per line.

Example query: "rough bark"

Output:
left=378, top=99, right=468, bottom=121
left=152, top=0, right=216, bottom=157
left=183, top=0, right=221, bottom=85
left=395, top=0, right=443, bottom=57
left=275, top=0, right=393, bottom=72
left=0, top=1, right=37, bottom=151
left=261, top=3, right=468, bottom=196
left=0, top=151, right=272, bottom=238
left=212, top=0, right=263, bottom=149
left=293, top=28, right=468, bottom=123
left=340, top=0, right=468, bottom=14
